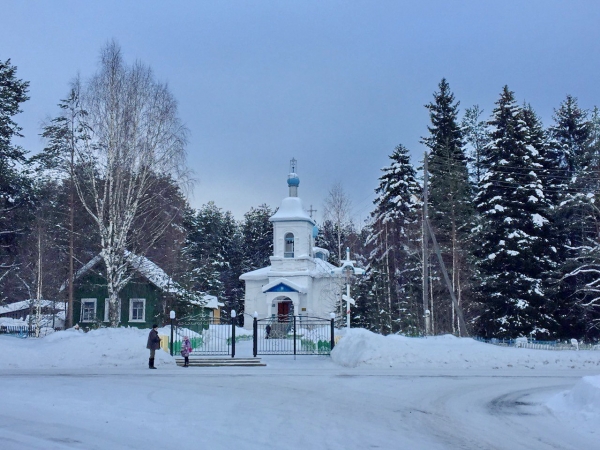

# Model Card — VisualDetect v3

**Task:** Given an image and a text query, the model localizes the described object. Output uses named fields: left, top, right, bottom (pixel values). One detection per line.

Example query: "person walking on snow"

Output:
left=181, top=336, right=192, bottom=367
left=147, top=324, right=161, bottom=369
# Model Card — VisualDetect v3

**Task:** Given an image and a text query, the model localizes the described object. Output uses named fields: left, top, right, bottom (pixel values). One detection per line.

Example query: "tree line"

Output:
left=355, top=79, right=600, bottom=342
left=2, top=45, right=600, bottom=340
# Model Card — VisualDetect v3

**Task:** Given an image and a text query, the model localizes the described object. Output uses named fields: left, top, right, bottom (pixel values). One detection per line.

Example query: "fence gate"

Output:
left=174, top=316, right=236, bottom=357
left=253, top=316, right=335, bottom=356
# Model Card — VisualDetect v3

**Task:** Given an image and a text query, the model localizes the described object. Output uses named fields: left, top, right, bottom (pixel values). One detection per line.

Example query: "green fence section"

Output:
left=226, top=334, right=253, bottom=346
left=300, top=339, right=331, bottom=354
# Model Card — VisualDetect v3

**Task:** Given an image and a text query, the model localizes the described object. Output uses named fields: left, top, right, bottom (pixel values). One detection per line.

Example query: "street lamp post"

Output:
left=231, top=309, right=237, bottom=358
left=169, top=310, right=175, bottom=356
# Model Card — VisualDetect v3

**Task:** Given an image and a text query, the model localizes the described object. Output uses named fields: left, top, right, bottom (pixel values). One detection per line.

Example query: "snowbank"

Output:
left=0, top=327, right=175, bottom=369
left=331, top=328, right=600, bottom=370
left=0, top=324, right=254, bottom=370
left=547, top=375, right=600, bottom=433
left=2, top=325, right=599, bottom=373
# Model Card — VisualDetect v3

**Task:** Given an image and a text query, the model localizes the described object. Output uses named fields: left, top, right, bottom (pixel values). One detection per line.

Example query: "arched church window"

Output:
left=284, top=233, right=294, bottom=258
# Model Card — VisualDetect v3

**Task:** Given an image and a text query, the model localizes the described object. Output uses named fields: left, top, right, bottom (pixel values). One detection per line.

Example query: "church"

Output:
left=240, top=160, right=342, bottom=329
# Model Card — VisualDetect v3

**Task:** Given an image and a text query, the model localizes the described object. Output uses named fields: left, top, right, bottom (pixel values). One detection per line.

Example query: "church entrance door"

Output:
left=277, top=301, right=293, bottom=321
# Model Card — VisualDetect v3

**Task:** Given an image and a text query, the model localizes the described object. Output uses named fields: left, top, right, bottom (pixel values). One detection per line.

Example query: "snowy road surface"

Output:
left=0, top=360, right=597, bottom=450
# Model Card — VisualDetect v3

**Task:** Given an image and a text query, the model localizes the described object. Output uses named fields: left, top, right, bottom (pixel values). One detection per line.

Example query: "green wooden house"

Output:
left=62, top=253, right=221, bottom=329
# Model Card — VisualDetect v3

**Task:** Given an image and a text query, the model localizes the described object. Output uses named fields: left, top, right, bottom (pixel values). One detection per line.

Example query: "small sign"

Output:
left=302, top=308, right=306, bottom=311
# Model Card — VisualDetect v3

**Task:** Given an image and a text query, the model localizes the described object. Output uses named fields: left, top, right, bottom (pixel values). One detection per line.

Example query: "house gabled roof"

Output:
left=59, top=252, right=222, bottom=309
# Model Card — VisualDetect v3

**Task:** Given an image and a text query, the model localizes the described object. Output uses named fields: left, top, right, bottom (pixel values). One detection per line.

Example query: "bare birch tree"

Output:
left=322, top=181, right=352, bottom=263
left=74, top=42, right=188, bottom=326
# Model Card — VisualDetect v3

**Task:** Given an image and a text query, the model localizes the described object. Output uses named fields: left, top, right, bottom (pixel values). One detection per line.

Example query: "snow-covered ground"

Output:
left=0, top=327, right=599, bottom=449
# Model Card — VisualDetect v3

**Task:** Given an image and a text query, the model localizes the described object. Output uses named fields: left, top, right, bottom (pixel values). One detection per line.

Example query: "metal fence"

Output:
left=0, top=325, right=61, bottom=338
left=174, top=317, right=235, bottom=356
left=253, top=316, right=335, bottom=356
left=475, top=336, right=600, bottom=351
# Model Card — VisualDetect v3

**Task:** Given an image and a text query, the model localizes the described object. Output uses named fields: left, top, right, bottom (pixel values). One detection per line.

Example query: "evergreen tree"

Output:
left=422, top=79, right=474, bottom=334
left=0, top=59, right=31, bottom=299
left=241, top=204, right=273, bottom=272
left=550, top=95, right=591, bottom=178
left=462, top=104, right=490, bottom=185
left=474, top=86, right=555, bottom=338
left=316, top=219, right=352, bottom=266
left=36, top=81, right=90, bottom=326
left=549, top=97, right=600, bottom=338
left=182, top=202, right=243, bottom=318
left=365, top=144, right=422, bottom=334
left=0, top=59, right=29, bottom=168
left=521, top=104, right=562, bottom=329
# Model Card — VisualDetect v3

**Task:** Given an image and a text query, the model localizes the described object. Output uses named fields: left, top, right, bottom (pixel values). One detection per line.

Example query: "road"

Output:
left=0, top=360, right=597, bottom=450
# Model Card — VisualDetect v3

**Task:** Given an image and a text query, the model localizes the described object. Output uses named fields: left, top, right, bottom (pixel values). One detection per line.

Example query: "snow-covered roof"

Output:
left=59, top=252, right=220, bottom=309
left=189, top=294, right=222, bottom=309
left=270, top=197, right=315, bottom=224
left=313, top=247, right=330, bottom=258
left=126, top=251, right=182, bottom=295
left=0, top=299, right=66, bottom=315
left=239, top=256, right=339, bottom=281
left=239, top=266, right=271, bottom=281
left=59, top=255, right=103, bottom=292
left=311, top=257, right=339, bottom=276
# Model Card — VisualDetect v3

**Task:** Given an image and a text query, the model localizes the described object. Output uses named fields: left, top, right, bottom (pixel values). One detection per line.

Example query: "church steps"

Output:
left=175, top=358, right=266, bottom=367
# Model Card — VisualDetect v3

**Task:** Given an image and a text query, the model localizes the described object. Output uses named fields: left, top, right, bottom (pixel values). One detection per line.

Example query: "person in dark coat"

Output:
left=147, top=324, right=161, bottom=369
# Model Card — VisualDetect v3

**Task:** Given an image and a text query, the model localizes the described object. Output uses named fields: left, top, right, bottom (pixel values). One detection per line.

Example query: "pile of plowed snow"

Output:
left=0, top=327, right=175, bottom=369
left=331, top=328, right=600, bottom=370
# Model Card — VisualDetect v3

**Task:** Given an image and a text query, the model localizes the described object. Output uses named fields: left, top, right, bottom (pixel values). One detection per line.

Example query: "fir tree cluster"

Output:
left=358, top=79, right=600, bottom=341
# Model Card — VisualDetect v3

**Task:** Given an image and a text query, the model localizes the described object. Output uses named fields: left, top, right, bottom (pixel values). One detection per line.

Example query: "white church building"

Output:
left=240, top=161, right=342, bottom=329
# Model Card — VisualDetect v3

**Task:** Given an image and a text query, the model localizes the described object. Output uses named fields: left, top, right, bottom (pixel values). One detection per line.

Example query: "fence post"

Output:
left=231, top=310, right=236, bottom=359
left=253, top=316, right=258, bottom=357
left=330, top=317, right=335, bottom=351
left=293, top=315, right=297, bottom=356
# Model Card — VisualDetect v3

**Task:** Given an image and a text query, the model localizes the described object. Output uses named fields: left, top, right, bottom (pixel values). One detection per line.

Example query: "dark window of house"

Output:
left=130, top=298, right=146, bottom=322
left=81, top=299, right=97, bottom=322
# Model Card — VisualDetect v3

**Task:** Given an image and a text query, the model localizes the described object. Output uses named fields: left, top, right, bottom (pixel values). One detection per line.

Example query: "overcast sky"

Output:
left=2, top=1, right=600, bottom=224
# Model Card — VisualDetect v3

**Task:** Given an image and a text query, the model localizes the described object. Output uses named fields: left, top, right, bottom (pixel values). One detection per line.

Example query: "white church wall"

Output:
left=241, top=165, right=346, bottom=329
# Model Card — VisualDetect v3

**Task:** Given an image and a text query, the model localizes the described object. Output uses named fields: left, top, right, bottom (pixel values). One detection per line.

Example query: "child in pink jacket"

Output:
left=181, top=336, right=192, bottom=367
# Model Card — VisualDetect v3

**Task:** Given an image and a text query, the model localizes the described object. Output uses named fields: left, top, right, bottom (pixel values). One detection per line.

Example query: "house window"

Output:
left=80, top=298, right=97, bottom=323
left=284, top=233, right=294, bottom=258
left=129, top=298, right=146, bottom=322
left=104, top=298, right=122, bottom=323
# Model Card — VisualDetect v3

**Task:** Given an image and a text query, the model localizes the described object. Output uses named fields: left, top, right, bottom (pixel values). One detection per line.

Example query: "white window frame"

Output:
left=104, top=298, right=122, bottom=323
left=129, top=298, right=146, bottom=323
left=80, top=298, right=97, bottom=323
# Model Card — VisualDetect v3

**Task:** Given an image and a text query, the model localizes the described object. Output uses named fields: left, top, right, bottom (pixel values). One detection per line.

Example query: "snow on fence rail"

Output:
left=475, top=336, right=600, bottom=351
left=0, top=325, right=60, bottom=338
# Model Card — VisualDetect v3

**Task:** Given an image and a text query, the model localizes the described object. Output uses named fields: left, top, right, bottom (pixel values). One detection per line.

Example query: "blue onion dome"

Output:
left=287, top=173, right=300, bottom=187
